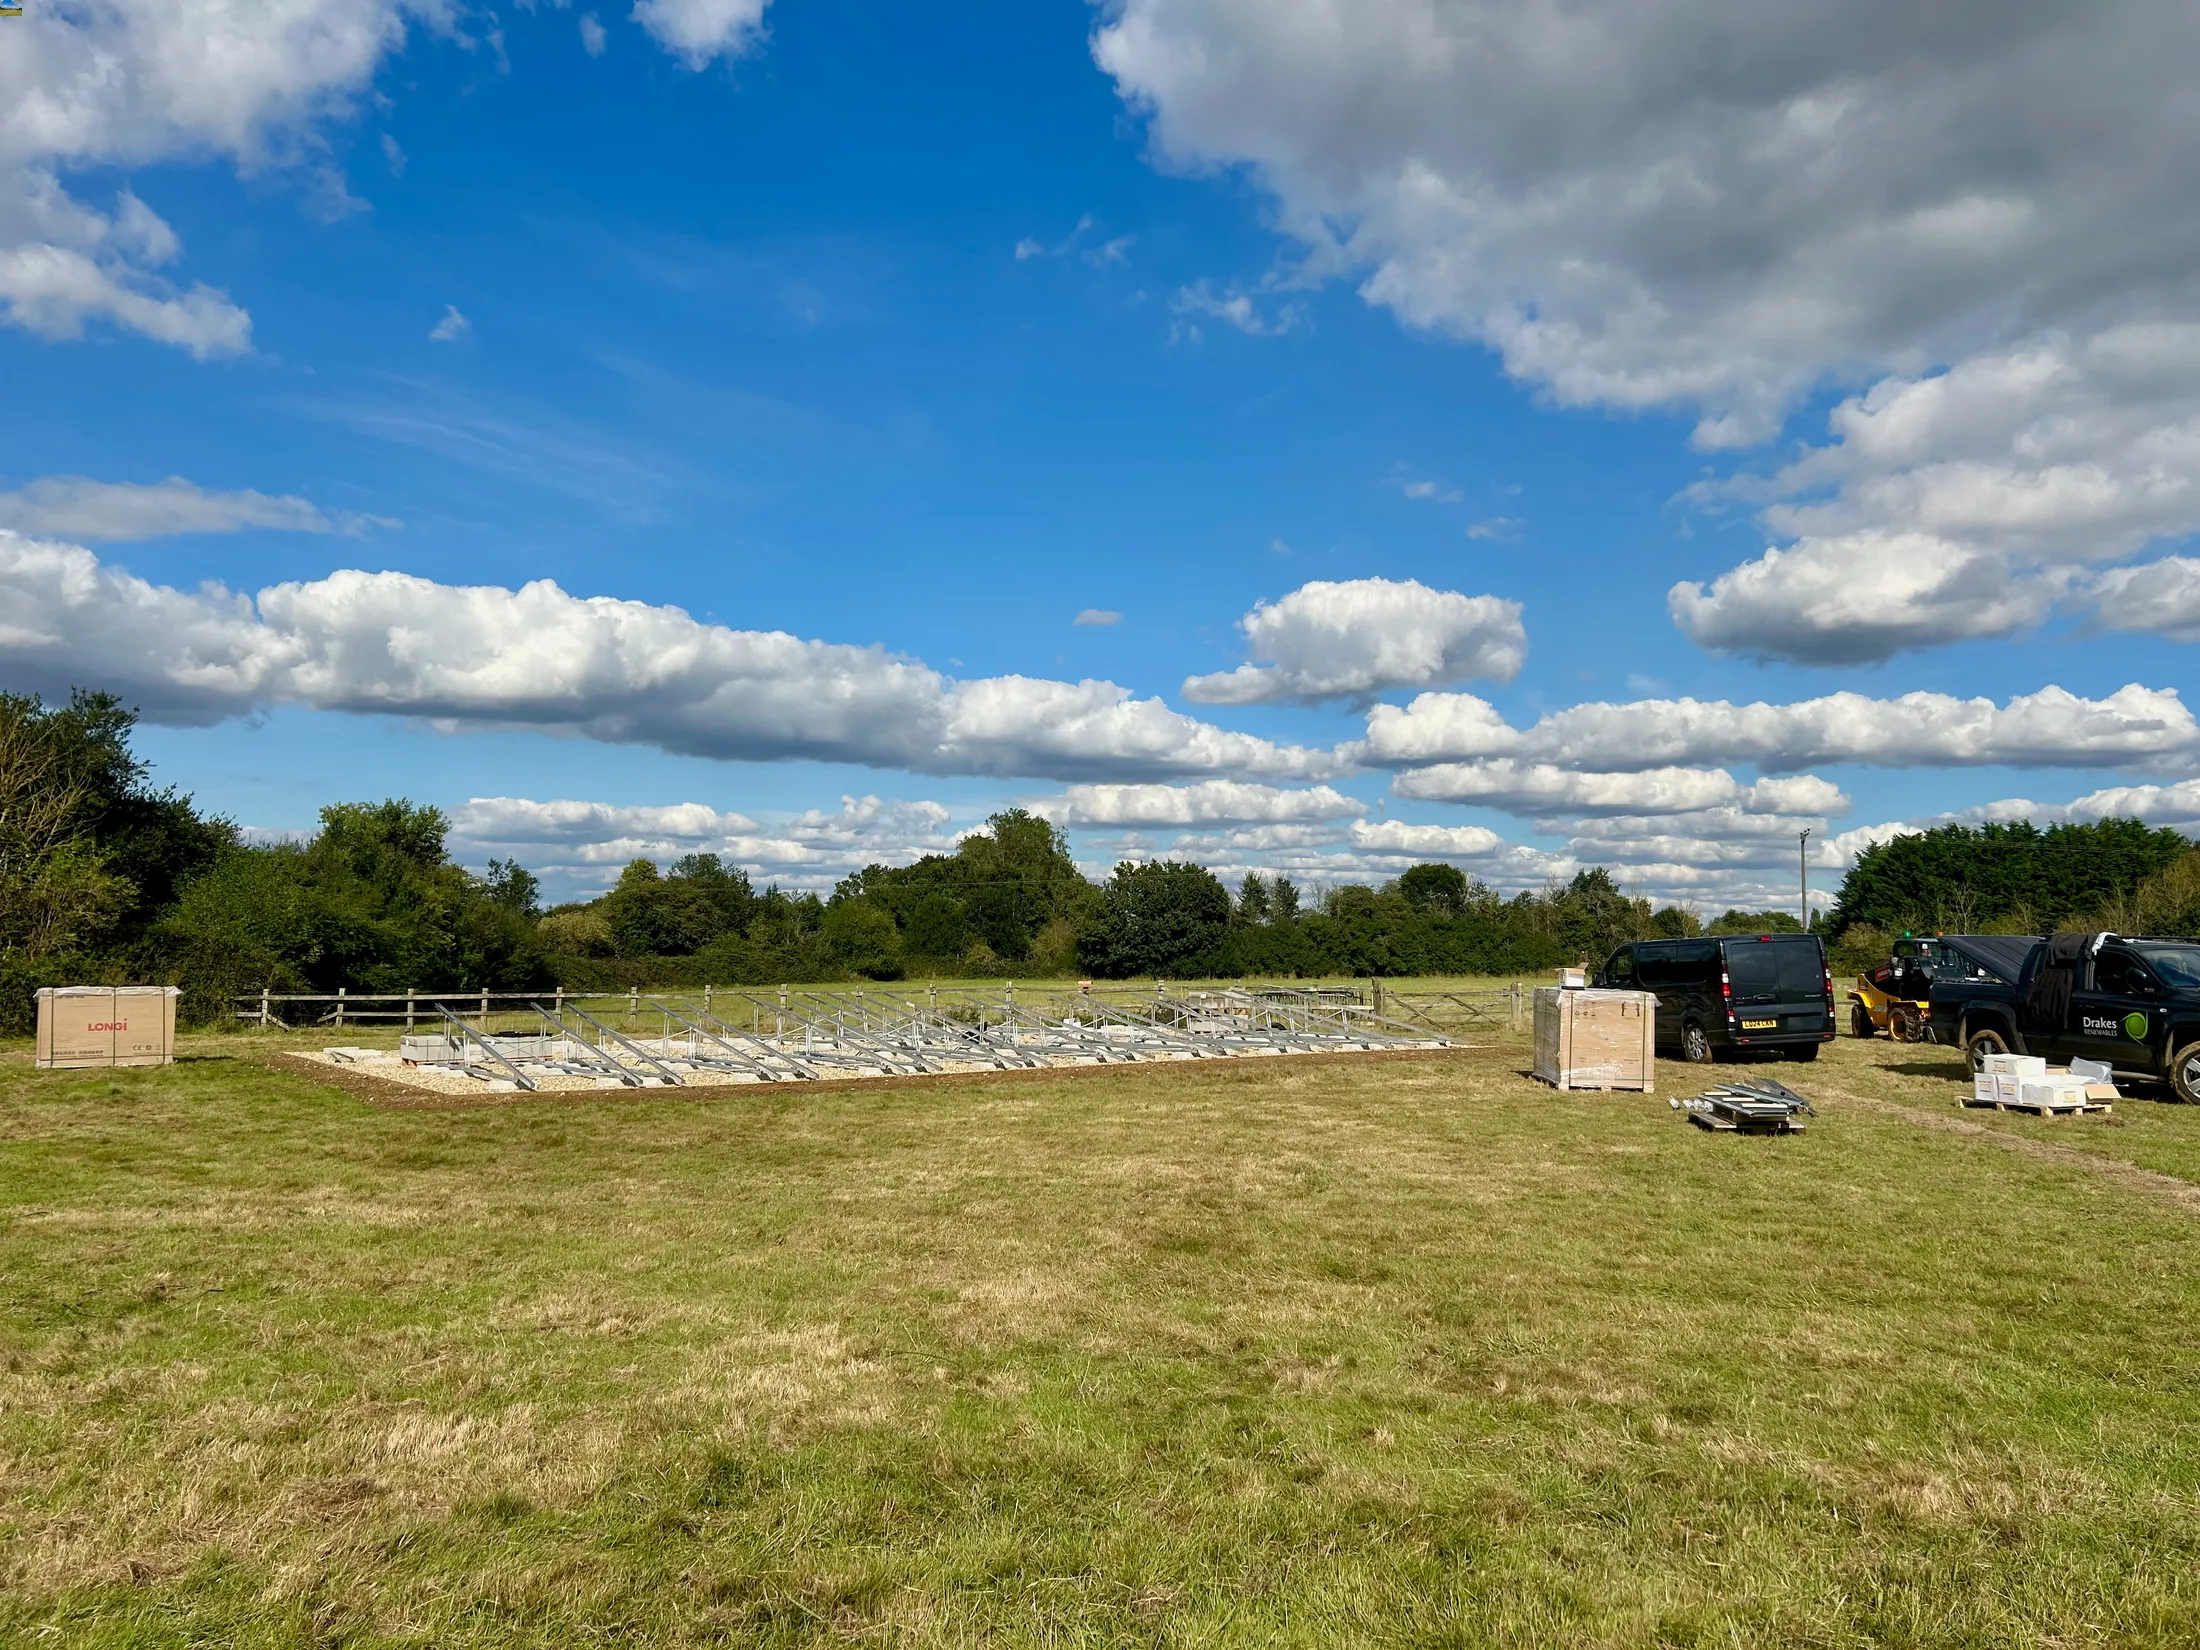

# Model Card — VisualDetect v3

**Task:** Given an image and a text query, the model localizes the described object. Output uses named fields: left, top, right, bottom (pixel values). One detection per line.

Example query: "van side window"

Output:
left=1671, top=940, right=1717, bottom=986
left=1604, top=946, right=1636, bottom=985
left=1634, top=943, right=1671, bottom=987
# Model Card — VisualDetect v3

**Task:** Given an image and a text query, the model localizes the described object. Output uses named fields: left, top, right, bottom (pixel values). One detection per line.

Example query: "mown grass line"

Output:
left=4, top=1038, right=2198, bottom=1646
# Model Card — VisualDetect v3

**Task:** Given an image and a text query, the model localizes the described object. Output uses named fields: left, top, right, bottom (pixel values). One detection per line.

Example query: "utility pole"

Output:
left=1799, top=828, right=1812, bottom=932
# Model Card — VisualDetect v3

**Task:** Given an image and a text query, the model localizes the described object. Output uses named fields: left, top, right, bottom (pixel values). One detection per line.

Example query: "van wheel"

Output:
left=1849, top=1004, right=1874, bottom=1039
left=2171, top=1042, right=2200, bottom=1105
left=1966, top=1026, right=2011, bottom=1073
left=1681, top=1022, right=1714, bottom=1064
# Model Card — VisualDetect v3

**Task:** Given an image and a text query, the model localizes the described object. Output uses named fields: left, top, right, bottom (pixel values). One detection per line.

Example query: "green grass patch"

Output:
left=4, top=1035, right=2199, bottom=1646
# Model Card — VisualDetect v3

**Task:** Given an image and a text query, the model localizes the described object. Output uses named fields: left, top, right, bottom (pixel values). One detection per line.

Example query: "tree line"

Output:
left=7, top=688, right=2198, bottom=1030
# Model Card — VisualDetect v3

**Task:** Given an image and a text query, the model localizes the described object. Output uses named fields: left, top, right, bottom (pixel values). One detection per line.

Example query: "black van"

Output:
left=1594, top=933, right=1836, bottom=1063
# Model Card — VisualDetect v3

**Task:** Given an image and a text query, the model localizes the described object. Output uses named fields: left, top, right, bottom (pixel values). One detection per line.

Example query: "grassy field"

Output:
left=5, top=1026, right=2200, bottom=1647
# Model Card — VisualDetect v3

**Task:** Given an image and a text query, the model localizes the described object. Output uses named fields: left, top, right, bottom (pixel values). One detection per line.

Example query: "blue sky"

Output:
left=5, top=0, right=2200, bottom=912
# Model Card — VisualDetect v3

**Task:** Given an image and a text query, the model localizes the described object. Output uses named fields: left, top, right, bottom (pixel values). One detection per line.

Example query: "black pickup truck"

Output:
left=1924, top=933, right=2200, bottom=1101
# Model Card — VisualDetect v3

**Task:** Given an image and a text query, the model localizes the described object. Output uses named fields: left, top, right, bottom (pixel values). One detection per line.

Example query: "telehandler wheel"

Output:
left=1850, top=1003, right=1875, bottom=1039
left=1966, top=1025, right=2012, bottom=1073
left=1890, top=1002, right=1925, bottom=1043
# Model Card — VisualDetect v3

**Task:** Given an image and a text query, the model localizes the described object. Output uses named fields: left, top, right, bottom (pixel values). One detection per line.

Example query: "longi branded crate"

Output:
left=1533, top=986, right=1657, bottom=1092
left=34, top=986, right=181, bottom=1069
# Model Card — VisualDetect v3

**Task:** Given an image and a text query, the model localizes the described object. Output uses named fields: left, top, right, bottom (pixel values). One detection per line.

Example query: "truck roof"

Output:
left=1938, top=934, right=2042, bottom=981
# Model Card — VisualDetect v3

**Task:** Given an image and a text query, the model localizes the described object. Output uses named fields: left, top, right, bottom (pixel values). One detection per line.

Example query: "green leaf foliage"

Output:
left=1829, top=819, right=2191, bottom=937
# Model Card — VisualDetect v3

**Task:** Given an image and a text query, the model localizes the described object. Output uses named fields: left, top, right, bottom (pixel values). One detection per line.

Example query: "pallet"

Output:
left=1688, top=1113, right=1805, bottom=1135
left=1961, top=1097, right=2113, bottom=1117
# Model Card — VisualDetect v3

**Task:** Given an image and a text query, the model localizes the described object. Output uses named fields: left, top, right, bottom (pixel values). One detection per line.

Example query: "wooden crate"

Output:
left=35, top=986, right=180, bottom=1070
left=1533, top=988, right=1656, bottom=1092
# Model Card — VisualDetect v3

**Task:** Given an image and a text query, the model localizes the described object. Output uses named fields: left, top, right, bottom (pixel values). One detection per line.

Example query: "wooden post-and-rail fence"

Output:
left=234, top=981, right=1529, bottom=1035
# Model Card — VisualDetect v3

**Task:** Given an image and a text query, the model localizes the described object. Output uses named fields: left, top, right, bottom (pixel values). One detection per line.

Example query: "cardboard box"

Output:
left=1983, top=1053, right=2047, bottom=1079
left=34, top=986, right=180, bottom=1070
left=1534, top=987, right=1656, bottom=1091
left=2019, top=1077, right=2089, bottom=1108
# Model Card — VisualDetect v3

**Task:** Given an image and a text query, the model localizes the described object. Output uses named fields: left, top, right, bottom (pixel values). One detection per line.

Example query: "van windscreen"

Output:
left=1724, top=938, right=1824, bottom=1004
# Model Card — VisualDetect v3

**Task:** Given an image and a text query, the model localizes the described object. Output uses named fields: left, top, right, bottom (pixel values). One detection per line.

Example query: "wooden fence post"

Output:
left=335, top=985, right=346, bottom=1029
left=259, top=987, right=271, bottom=1029
left=555, top=985, right=565, bottom=1019
left=480, top=988, right=489, bottom=1023
left=406, top=989, right=416, bottom=1033
left=628, top=986, right=638, bottom=1027
left=703, top=984, right=713, bottom=1018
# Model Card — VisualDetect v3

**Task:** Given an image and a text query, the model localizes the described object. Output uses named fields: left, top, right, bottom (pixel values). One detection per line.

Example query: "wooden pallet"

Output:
left=1962, top=1097, right=2113, bottom=1117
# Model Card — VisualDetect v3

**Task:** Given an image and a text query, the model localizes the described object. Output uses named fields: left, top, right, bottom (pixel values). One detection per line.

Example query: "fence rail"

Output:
left=235, top=980, right=1531, bottom=1034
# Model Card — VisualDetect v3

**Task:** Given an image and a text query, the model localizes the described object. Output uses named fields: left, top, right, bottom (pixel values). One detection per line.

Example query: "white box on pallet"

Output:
left=2019, top=1077, right=2089, bottom=1108
left=1983, top=1053, right=2047, bottom=1079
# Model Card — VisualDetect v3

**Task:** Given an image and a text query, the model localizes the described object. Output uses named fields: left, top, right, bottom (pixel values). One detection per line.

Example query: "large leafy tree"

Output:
left=1078, top=860, right=1232, bottom=979
left=1830, top=819, right=2190, bottom=935
left=0, top=690, right=232, bottom=965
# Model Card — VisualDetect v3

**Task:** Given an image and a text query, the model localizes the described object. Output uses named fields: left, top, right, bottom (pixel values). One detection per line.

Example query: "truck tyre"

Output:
left=2171, top=1042, right=2200, bottom=1105
left=1681, top=1021, right=1714, bottom=1064
left=1850, top=1003, right=1874, bottom=1039
left=1965, top=1025, right=2011, bottom=1073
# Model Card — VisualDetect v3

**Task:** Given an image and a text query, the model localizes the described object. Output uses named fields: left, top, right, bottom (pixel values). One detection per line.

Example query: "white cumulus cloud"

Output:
left=1346, top=819, right=1503, bottom=858
left=1096, top=0, right=2200, bottom=664
left=452, top=794, right=959, bottom=891
left=0, top=0, right=772, bottom=359
left=1392, top=761, right=1845, bottom=820
left=630, top=0, right=769, bottom=68
left=1672, top=327, right=2200, bottom=660
left=0, top=532, right=1338, bottom=782
left=1032, top=780, right=1365, bottom=828
left=1182, top=576, right=1525, bottom=706
left=2090, top=557, right=2200, bottom=643
left=1356, top=686, right=2199, bottom=773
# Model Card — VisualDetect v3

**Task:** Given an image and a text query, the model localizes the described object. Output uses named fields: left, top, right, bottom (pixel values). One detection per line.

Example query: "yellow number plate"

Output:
left=1741, top=1018, right=1778, bottom=1030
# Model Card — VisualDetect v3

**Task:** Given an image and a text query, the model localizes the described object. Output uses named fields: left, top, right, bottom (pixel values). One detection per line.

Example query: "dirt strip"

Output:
left=267, top=1043, right=1488, bottom=1112
left=1819, top=1082, right=2200, bottom=1217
